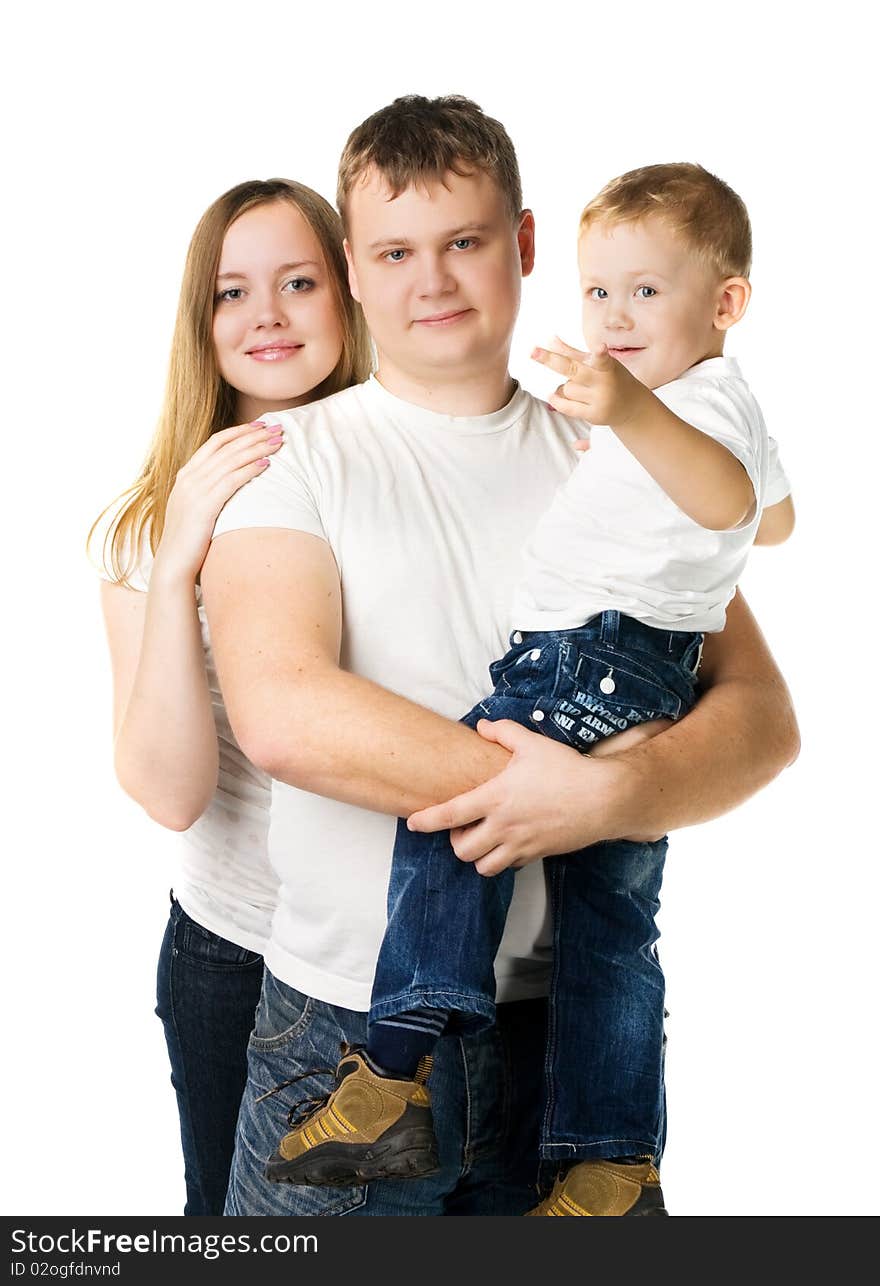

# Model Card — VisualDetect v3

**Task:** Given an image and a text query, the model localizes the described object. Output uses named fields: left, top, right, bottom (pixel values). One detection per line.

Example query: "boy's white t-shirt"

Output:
left=93, top=519, right=276, bottom=953
left=513, top=356, right=791, bottom=633
left=212, top=376, right=583, bottom=1012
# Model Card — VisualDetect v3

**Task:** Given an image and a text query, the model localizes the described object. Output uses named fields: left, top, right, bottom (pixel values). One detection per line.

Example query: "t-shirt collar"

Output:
left=366, top=373, right=528, bottom=436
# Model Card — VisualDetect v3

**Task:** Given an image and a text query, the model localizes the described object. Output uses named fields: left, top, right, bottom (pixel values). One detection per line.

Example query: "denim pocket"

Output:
left=543, top=640, right=688, bottom=750
left=250, top=972, right=314, bottom=1049
left=175, top=908, right=263, bottom=971
left=562, top=641, right=686, bottom=717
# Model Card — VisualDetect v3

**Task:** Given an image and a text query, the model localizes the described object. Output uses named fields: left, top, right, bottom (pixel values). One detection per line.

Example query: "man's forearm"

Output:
left=202, top=528, right=510, bottom=815
left=234, top=662, right=511, bottom=816
left=604, top=593, right=799, bottom=840
left=602, top=672, right=798, bottom=842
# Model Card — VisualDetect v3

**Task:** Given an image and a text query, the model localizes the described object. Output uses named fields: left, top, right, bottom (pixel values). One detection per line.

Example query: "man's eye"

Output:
left=282, top=277, right=314, bottom=293
left=636, top=286, right=657, bottom=298
left=216, top=287, right=244, bottom=302
left=385, top=249, right=407, bottom=263
left=588, top=287, right=607, bottom=300
left=450, top=238, right=474, bottom=250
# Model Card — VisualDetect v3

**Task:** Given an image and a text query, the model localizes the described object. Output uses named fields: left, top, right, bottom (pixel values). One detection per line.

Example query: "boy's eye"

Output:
left=450, top=238, right=475, bottom=251
left=384, top=249, right=408, bottom=263
left=588, top=287, right=607, bottom=301
left=635, top=286, right=657, bottom=298
left=282, top=277, right=314, bottom=293
left=216, top=287, right=244, bottom=303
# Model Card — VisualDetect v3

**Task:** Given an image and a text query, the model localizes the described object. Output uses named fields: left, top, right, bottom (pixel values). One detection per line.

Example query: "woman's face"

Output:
left=212, top=200, right=345, bottom=423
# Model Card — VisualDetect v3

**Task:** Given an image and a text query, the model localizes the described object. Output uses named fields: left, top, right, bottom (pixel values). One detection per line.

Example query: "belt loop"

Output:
left=600, top=609, right=620, bottom=646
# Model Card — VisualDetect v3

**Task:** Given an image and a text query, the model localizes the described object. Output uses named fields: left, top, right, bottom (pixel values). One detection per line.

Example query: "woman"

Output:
left=92, top=179, right=371, bottom=1215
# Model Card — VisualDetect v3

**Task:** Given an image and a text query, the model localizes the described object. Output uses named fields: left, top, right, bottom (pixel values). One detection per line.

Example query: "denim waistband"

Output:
left=518, top=610, right=702, bottom=667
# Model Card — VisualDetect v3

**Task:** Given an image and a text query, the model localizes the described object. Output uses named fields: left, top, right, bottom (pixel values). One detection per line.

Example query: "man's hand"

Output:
left=533, top=337, right=650, bottom=429
left=406, top=718, right=637, bottom=877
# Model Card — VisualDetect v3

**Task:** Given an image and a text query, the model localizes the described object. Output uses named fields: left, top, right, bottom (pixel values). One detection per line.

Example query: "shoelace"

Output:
left=253, top=1042, right=358, bottom=1128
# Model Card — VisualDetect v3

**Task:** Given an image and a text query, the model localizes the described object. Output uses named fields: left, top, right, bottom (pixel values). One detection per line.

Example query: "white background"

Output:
left=3, top=0, right=876, bottom=1217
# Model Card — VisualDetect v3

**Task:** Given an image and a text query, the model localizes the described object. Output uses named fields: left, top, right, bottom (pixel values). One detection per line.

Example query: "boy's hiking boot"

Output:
left=526, top=1158, right=668, bottom=1216
left=263, top=1047, right=439, bottom=1185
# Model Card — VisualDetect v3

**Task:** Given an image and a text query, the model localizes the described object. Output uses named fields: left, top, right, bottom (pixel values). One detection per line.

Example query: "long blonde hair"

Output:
left=91, top=179, right=372, bottom=582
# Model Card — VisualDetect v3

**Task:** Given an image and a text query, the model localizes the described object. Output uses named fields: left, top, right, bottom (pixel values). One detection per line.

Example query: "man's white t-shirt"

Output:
left=212, top=375, right=583, bottom=1012
left=93, top=520, right=276, bottom=953
left=514, top=357, right=791, bottom=633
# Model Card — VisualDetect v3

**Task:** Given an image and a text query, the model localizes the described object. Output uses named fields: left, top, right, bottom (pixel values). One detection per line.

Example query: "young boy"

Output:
left=255, top=156, right=793, bottom=1213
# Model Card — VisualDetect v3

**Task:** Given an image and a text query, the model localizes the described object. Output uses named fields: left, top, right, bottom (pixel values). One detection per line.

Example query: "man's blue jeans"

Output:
left=370, top=611, right=702, bottom=1164
left=224, top=969, right=547, bottom=1215
left=155, top=896, right=264, bottom=1215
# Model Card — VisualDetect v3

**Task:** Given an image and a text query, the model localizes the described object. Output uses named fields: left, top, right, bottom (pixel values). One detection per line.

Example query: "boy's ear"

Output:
left=714, top=276, right=751, bottom=331
left=517, top=209, right=536, bottom=278
left=343, top=238, right=361, bottom=303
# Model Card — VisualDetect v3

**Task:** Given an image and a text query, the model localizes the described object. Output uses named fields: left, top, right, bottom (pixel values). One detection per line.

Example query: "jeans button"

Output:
left=531, top=709, right=545, bottom=722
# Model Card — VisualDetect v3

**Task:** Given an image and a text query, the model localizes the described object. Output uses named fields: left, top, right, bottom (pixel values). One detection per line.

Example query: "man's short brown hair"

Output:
left=580, top=163, right=752, bottom=278
left=337, top=94, right=523, bottom=230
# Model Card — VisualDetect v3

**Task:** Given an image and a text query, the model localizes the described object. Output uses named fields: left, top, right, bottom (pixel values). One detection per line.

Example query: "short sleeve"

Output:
left=212, top=410, right=328, bottom=544
left=654, top=376, right=762, bottom=503
left=763, top=436, right=792, bottom=507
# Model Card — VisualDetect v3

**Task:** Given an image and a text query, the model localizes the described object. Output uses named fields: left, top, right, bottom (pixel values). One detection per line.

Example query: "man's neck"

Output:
left=375, top=356, right=516, bottom=418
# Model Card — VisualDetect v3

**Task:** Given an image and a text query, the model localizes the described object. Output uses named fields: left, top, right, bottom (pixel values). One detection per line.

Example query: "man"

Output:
left=202, top=95, right=798, bottom=1216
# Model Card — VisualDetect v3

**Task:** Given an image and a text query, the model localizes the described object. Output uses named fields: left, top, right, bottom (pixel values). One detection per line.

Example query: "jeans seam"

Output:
left=166, top=910, right=208, bottom=1213
left=540, top=861, right=563, bottom=1153
left=458, top=1036, right=475, bottom=1173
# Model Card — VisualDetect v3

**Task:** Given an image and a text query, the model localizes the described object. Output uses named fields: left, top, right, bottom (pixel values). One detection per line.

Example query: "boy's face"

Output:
left=344, top=166, right=533, bottom=388
left=578, top=215, right=726, bottom=389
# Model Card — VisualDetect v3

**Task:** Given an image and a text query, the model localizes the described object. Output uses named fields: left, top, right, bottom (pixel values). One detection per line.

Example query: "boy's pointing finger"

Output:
left=532, top=346, right=589, bottom=380
left=551, top=335, right=590, bottom=363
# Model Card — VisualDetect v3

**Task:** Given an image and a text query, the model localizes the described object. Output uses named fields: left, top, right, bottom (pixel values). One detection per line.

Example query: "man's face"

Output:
left=578, top=215, right=725, bottom=390
left=345, top=166, right=533, bottom=387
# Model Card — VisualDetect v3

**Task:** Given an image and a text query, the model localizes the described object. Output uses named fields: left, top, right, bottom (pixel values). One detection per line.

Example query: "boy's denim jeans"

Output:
left=370, top=610, right=702, bottom=1163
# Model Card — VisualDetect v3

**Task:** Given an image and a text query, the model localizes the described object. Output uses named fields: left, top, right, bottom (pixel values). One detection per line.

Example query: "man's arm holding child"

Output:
left=409, top=589, right=799, bottom=873
left=202, top=532, right=798, bottom=856
left=202, top=528, right=510, bottom=816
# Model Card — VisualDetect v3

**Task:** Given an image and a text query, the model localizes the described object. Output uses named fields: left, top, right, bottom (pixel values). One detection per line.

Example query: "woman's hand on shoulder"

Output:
left=153, top=420, right=284, bottom=584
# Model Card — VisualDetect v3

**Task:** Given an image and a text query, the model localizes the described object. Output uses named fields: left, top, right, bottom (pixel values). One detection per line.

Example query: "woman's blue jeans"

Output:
left=370, top=611, right=702, bottom=1163
left=155, top=896, right=264, bottom=1215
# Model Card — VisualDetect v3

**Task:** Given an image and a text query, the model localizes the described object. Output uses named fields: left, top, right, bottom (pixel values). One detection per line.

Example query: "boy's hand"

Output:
left=533, top=337, right=650, bottom=429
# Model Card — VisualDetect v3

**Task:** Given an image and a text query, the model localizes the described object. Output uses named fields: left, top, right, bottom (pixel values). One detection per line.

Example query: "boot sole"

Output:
left=266, top=1128, right=440, bottom=1187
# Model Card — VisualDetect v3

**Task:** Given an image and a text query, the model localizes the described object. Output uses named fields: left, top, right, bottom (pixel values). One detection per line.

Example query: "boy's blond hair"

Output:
left=580, top=163, right=752, bottom=278
left=337, top=94, right=522, bottom=230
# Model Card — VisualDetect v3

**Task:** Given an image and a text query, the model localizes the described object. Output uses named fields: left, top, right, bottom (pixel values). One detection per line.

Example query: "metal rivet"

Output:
left=532, top=709, right=545, bottom=722
left=529, top=649, right=541, bottom=660
left=600, top=673, right=616, bottom=695
left=512, top=631, right=523, bottom=644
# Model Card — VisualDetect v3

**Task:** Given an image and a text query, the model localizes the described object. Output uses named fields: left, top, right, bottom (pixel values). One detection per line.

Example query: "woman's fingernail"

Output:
left=250, top=420, right=266, bottom=427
